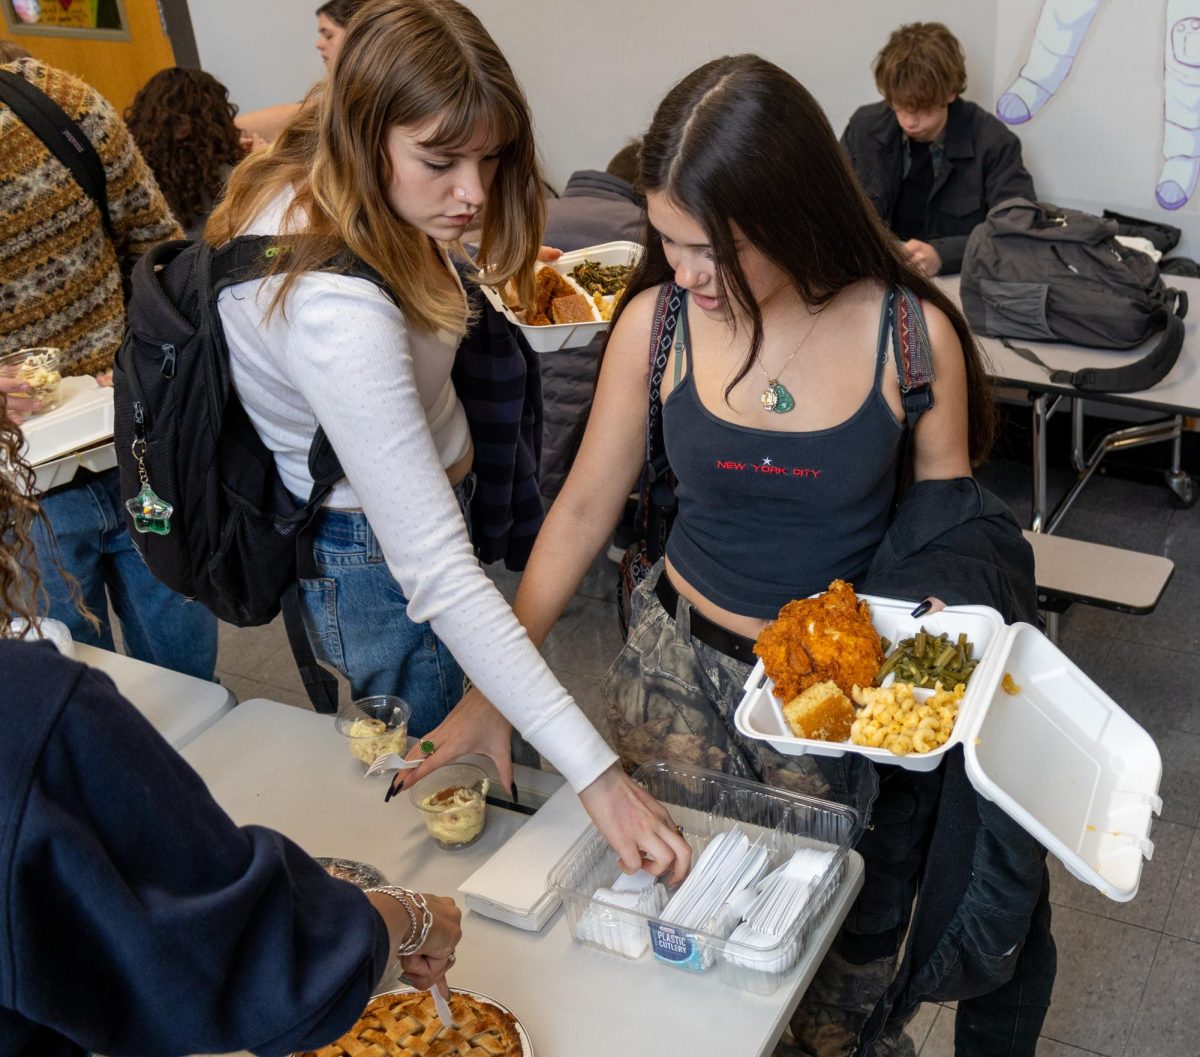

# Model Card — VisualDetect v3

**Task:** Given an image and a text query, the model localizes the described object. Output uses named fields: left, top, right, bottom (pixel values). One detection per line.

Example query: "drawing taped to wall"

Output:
left=997, top=0, right=1200, bottom=211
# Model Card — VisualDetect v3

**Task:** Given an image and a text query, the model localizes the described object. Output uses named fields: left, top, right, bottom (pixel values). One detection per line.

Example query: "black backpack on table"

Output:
left=113, top=236, right=388, bottom=713
left=960, top=198, right=1188, bottom=393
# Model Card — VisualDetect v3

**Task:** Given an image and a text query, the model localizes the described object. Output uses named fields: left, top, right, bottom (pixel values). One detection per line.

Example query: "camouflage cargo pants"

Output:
left=603, top=563, right=920, bottom=1057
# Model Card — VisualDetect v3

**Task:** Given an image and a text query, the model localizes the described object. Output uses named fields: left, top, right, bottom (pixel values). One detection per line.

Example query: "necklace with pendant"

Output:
left=757, top=309, right=821, bottom=414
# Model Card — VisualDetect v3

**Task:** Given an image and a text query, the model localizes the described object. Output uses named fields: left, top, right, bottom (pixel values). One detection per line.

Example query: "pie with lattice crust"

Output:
left=296, top=989, right=524, bottom=1056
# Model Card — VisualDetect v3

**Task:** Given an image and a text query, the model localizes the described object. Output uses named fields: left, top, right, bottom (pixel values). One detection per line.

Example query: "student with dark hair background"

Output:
left=842, top=22, right=1036, bottom=277
left=235, top=0, right=375, bottom=144
left=125, top=67, right=247, bottom=239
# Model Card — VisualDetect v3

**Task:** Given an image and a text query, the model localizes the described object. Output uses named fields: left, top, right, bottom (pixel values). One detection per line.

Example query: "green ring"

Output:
left=420, top=740, right=436, bottom=755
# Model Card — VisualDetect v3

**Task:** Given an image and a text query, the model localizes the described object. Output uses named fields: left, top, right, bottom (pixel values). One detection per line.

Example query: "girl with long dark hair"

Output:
left=407, top=54, right=1052, bottom=1056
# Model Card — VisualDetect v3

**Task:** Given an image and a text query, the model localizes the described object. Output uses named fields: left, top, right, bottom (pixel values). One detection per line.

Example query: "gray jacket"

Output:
left=544, top=170, right=644, bottom=253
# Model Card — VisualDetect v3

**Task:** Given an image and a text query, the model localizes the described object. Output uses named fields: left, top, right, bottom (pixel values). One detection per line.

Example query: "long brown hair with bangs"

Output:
left=612, top=54, right=995, bottom=464
left=206, top=0, right=544, bottom=333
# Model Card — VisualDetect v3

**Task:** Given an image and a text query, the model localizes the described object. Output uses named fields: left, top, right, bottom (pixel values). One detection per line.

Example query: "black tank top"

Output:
left=662, top=291, right=905, bottom=618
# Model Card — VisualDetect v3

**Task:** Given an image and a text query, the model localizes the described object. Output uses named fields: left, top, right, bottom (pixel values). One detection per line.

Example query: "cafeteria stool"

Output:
left=1022, top=529, right=1175, bottom=641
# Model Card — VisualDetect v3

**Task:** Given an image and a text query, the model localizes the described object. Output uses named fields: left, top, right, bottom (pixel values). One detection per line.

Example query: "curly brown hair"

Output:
left=0, top=394, right=48, bottom=632
left=125, top=67, right=244, bottom=232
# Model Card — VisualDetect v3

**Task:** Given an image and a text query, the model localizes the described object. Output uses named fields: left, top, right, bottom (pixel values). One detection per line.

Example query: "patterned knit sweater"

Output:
left=0, top=59, right=181, bottom=377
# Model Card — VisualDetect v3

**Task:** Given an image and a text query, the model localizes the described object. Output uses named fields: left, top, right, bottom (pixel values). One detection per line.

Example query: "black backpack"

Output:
left=960, top=198, right=1187, bottom=393
left=113, top=236, right=383, bottom=712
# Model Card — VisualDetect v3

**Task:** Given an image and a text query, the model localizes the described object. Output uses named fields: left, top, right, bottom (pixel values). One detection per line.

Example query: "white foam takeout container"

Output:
left=19, top=374, right=114, bottom=479
left=479, top=240, right=642, bottom=352
left=733, top=596, right=1161, bottom=902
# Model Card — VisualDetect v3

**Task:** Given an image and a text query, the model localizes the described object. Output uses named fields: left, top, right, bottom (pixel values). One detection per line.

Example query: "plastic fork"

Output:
left=364, top=753, right=424, bottom=778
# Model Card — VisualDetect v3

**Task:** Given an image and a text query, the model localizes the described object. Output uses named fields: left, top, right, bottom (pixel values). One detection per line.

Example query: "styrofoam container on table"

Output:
left=733, top=596, right=1161, bottom=901
left=21, top=375, right=114, bottom=467
left=547, top=761, right=860, bottom=994
left=479, top=240, right=642, bottom=352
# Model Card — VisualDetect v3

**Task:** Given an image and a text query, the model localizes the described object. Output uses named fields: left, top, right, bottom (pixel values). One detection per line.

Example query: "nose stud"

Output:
left=456, top=187, right=469, bottom=199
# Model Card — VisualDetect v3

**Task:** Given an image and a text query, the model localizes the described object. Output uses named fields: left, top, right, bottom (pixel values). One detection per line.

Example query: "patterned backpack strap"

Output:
left=890, top=285, right=935, bottom=429
left=645, top=282, right=685, bottom=470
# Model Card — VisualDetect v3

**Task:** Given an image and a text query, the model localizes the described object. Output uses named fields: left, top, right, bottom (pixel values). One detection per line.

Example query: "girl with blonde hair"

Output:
left=208, top=0, right=690, bottom=878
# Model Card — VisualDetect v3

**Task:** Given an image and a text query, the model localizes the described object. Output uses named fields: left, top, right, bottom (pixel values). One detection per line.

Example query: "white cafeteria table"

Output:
left=180, top=698, right=865, bottom=1057
left=76, top=642, right=235, bottom=749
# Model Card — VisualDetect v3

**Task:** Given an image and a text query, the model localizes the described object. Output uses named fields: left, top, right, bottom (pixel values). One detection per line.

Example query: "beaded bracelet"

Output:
left=366, top=886, right=433, bottom=957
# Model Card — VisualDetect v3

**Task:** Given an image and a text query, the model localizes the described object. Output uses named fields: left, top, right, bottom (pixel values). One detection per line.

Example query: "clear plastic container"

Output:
left=335, top=695, right=410, bottom=769
left=547, top=762, right=860, bottom=994
left=409, top=762, right=490, bottom=850
left=0, top=346, right=62, bottom=415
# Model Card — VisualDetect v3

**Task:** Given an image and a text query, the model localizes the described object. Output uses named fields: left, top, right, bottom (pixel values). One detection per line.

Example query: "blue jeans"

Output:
left=296, top=480, right=474, bottom=737
left=32, top=468, right=217, bottom=680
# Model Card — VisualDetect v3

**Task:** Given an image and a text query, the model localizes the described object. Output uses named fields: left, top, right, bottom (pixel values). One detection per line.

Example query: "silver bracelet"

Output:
left=366, top=886, right=426, bottom=957
left=397, top=891, right=433, bottom=956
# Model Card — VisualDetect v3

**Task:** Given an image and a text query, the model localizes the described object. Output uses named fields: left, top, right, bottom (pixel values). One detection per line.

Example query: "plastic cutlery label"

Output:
left=649, top=920, right=705, bottom=971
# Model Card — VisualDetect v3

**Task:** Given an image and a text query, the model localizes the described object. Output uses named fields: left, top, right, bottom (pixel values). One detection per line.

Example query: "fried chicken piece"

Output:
left=754, top=579, right=883, bottom=702
left=524, top=265, right=579, bottom=326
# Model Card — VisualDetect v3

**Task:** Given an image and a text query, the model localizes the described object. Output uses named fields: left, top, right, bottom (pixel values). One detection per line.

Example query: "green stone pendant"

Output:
left=770, top=382, right=796, bottom=413
left=126, top=485, right=173, bottom=536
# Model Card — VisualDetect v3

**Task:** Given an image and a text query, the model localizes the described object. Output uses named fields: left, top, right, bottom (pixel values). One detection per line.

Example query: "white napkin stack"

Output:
left=458, top=783, right=592, bottom=931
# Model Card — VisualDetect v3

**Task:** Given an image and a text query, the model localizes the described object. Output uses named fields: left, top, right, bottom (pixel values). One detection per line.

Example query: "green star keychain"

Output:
left=125, top=435, right=173, bottom=536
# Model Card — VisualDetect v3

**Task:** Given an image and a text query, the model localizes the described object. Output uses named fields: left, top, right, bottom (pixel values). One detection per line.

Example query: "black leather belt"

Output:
left=654, top=572, right=759, bottom=666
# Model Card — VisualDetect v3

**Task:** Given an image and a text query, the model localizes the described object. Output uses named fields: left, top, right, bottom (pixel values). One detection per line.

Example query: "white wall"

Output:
left=190, top=0, right=998, bottom=188
left=463, top=0, right=999, bottom=190
left=993, top=0, right=1200, bottom=256
left=191, top=0, right=327, bottom=113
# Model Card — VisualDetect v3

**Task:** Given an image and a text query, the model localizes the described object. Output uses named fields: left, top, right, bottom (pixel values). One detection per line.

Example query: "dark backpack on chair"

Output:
left=960, top=198, right=1187, bottom=393
left=113, top=236, right=392, bottom=713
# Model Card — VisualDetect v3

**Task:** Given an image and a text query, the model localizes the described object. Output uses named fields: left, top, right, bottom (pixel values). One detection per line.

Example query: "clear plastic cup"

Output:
left=0, top=347, right=62, bottom=415
left=409, top=763, right=490, bottom=849
left=335, top=695, right=411, bottom=770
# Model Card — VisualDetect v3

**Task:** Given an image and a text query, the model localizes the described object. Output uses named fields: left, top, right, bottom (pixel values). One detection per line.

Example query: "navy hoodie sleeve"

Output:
left=0, top=642, right=389, bottom=1057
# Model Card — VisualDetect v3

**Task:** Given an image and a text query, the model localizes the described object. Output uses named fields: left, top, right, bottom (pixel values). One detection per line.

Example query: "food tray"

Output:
left=479, top=240, right=642, bottom=352
left=21, top=375, right=114, bottom=467
left=734, top=596, right=1006, bottom=772
left=735, top=595, right=1161, bottom=901
left=547, top=762, right=859, bottom=995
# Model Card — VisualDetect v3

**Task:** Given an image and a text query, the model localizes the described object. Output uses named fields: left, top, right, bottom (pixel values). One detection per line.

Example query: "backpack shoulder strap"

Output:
left=891, top=285, right=935, bottom=429
left=645, top=281, right=685, bottom=473
left=0, top=68, right=114, bottom=241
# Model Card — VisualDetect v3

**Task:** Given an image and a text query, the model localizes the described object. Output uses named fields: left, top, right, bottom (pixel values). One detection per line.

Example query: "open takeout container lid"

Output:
left=479, top=240, right=642, bottom=353
left=735, top=598, right=1161, bottom=902
left=961, top=621, right=1161, bottom=902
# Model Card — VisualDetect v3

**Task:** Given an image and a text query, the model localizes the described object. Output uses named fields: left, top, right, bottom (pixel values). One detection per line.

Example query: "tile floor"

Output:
left=206, top=455, right=1199, bottom=1057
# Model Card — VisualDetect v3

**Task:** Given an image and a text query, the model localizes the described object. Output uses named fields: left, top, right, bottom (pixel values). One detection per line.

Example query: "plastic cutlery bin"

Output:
left=547, top=762, right=860, bottom=994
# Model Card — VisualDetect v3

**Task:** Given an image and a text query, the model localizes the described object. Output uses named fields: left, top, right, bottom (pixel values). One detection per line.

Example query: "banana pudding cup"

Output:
left=409, top=763, right=490, bottom=849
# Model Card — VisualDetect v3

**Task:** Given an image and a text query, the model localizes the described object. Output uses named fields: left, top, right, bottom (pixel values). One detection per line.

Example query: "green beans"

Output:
left=876, top=627, right=978, bottom=688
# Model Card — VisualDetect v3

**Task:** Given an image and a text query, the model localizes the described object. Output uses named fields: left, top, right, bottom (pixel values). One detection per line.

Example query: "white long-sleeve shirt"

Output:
left=219, top=192, right=617, bottom=792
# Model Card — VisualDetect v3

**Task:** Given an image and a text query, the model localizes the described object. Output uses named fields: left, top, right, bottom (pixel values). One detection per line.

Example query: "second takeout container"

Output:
left=479, top=240, right=642, bottom=352
left=547, top=762, right=860, bottom=994
left=733, top=597, right=1162, bottom=902
left=21, top=375, right=114, bottom=466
